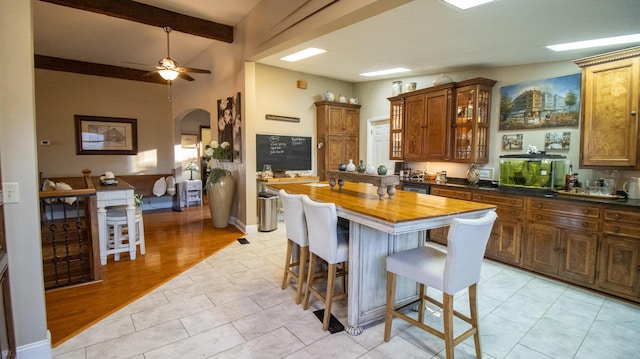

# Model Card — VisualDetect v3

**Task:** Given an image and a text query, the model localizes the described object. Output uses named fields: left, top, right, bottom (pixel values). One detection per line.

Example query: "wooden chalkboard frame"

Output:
left=256, top=134, right=312, bottom=172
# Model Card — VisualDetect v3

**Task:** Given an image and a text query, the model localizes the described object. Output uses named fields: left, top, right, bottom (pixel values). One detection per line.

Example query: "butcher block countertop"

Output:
left=267, top=181, right=495, bottom=224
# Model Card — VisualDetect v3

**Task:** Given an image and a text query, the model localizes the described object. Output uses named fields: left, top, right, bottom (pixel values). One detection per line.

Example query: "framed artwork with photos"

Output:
left=75, top=115, right=137, bottom=155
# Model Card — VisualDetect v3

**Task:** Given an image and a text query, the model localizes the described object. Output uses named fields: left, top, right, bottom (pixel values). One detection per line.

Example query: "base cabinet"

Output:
left=525, top=223, right=598, bottom=286
left=598, top=208, right=640, bottom=298
left=525, top=198, right=598, bottom=286
left=473, top=192, right=523, bottom=266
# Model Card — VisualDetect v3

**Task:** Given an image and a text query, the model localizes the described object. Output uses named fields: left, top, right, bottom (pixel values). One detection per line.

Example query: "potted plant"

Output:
left=202, top=141, right=235, bottom=228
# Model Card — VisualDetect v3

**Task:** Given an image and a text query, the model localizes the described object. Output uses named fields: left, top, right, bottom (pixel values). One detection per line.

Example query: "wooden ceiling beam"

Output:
left=35, top=55, right=168, bottom=84
left=39, top=0, right=233, bottom=43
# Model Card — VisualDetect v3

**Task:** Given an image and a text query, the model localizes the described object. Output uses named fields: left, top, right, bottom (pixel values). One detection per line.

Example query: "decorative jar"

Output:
left=466, top=163, right=480, bottom=184
left=346, top=159, right=356, bottom=172
left=391, top=81, right=403, bottom=96
left=377, top=165, right=388, bottom=175
left=357, top=160, right=366, bottom=173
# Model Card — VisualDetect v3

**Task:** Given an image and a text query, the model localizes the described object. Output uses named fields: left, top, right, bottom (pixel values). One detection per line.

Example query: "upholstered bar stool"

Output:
left=302, top=196, right=349, bottom=331
left=106, top=205, right=145, bottom=261
left=384, top=211, right=497, bottom=358
left=279, top=189, right=309, bottom=304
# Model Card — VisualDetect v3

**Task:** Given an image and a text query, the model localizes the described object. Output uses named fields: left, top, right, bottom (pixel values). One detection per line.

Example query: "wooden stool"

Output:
left=106, top=206, right=145, bottom=261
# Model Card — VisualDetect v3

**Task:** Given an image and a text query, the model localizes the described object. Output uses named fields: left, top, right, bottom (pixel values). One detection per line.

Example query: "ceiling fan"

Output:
left=144, top=26, right=211, bottom=82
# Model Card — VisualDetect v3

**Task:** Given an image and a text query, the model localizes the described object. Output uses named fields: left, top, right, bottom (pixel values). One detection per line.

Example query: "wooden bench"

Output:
left=116, top=171, right=180, bottom=212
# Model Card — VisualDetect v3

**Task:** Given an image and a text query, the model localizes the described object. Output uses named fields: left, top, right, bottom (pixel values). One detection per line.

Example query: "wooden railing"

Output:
left=39, top=169, right=101, bottom=290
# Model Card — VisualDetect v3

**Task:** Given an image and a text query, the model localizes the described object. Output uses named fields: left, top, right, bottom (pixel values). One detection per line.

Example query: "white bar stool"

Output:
left=106, top=205, right=145, bottom=262
left=279, top=189, right=309, bottom=304
left=384, top=210, right=497, bottom=358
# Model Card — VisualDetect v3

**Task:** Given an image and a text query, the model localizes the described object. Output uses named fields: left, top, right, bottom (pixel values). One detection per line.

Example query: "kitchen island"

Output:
left=266, top=181, right=495, bottom=335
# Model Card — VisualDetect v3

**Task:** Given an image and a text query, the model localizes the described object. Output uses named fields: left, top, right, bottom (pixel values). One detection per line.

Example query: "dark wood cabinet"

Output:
left=574, top=46, right=640, bottom=168
left=599, top=208, right=640, bottom=298
left=389, top=98, right=404, bottom=160
left=388, top=78, right=494, bottom=163
left=316, top=101, right=360, bottom=180
left=403, top=88, right=453, bottom=161
left=473, top=192, right=523, bottom=266
left=525, top=198, right=598, bottom=286
left=451, top=78, right=496, bottom=163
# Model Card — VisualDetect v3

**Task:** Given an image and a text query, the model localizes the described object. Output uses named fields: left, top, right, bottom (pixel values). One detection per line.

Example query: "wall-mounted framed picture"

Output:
left=75, top=115, right=137, bottom=155
left=502, top=133, right=523, bottom=150
left=181, top=134, right=198, bottom=148
left=545, top=131, right=571, bottom=151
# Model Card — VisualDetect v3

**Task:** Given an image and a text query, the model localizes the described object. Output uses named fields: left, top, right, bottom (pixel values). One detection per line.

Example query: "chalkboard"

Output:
left=256, top=134, right=312, bottom=171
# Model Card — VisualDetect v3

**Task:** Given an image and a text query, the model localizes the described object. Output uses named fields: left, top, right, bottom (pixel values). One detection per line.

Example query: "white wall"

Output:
left=35, top=70, right=173, bottom=178
left=0, top=0, right=51, bottom=357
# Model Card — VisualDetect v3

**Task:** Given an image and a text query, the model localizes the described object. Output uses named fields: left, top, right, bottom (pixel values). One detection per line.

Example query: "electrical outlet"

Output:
left=3, top=183, right=19, bottom=203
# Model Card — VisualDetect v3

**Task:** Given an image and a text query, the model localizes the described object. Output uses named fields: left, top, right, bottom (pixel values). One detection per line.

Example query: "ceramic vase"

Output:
left=466, top=163, right=480, bottom=184
left=207, top=170, right=236, bottom=228
left=366, top=164, right=376, bottom=174
left=338, top=162, right=347, bottom=171
left=377, top=165, right=388, bottom=175
left=357, top=160, right=366, bottom=173
left=346, top=159, right=356, bottom=172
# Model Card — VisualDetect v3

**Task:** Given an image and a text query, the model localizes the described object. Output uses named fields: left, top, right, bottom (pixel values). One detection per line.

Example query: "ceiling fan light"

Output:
left=159, top=69, right=179, bottom=81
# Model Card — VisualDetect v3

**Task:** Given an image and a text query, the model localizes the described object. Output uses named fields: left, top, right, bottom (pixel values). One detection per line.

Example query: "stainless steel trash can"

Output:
left=258, top=192, right=278, bottom=232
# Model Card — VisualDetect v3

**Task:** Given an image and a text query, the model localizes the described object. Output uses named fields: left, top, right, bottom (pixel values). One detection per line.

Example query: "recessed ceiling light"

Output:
left=443, top=0, right=497, bottom=10
left=280, top=48, right=326, bottom=62
left=360, top=68, right=411, bottom=77
left=546, top=33, right=640, bottom=51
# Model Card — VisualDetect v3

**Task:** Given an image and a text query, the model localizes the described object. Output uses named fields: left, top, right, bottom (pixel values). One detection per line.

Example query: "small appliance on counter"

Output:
left=499, top=154, right=566, bottom=191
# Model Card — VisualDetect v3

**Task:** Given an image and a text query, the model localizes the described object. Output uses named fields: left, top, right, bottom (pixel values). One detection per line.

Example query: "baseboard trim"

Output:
left=16, top=334, right=52, bottom=359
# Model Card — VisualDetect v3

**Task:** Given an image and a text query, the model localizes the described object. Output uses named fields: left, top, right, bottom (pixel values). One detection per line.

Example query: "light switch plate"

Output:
left=2, top=182, right=19, bottom=203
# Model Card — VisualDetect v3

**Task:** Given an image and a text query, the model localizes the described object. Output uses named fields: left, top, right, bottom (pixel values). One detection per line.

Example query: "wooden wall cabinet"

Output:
left=389, top=98, right=404, bottom=160
left=387, top=78, right=494, bottom=163
left=574, top=46, right=640, bottom=168
left=403, top=87, right=453, bottom=161
left=451, top=78, right=496, bottom=163
left=525, top=198, right=599, bottom=286
left=316, top=101, right=360, bottom=181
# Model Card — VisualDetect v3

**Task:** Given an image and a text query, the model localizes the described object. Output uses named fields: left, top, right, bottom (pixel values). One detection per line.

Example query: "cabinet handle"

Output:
left=613, top=213, right=621, bottom=219
left=554, top=247, right=559, bottom=252
left=558, top=248, right=565, bottom=254
left=613, top=227, right=620, bottom=233
left=536, top=215, right=542, bottom=220
left=583, top=209, right=590, bottom=214
left=582, top=222, right=589, bottom=228
left=536, top=203, right=543, bottom=209
left=631, top=111, right=637, bottom=116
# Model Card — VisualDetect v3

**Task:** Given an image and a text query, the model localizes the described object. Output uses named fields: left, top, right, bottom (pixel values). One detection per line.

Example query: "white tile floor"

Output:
left=52, top=225, right=640, bottom=359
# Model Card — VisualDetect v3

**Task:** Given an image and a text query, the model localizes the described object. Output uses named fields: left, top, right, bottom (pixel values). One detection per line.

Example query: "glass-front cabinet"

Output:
left=389, top=98, right=404, bottom=160
left=451, top=78, right=496, bottom=163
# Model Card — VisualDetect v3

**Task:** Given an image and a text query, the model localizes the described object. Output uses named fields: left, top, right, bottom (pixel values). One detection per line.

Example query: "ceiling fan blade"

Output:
left=178, top=72, right=195, bottom=81
left=179, top=67, right=211, bottom=74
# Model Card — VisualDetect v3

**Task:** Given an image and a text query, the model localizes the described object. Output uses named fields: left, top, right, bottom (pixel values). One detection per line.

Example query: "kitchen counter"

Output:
left=401, top=178, right=640, bottom=209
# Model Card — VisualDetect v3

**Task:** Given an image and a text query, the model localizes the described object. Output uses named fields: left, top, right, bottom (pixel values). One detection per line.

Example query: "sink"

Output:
left=477, top=186, right=497, bottom=191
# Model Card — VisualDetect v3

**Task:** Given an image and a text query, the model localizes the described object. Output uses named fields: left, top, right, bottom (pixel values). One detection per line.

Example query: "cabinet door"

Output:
left=327, top=106, right=345, bottom=135
left=423, top=89, right=449, bottom=160
left=525, top=223, right=560, bottom=274
left=327, top=136, right=344, bottom=171
left=389, top=99, right=404, bottom=160
left=404, top=94, right=427, bottom=160
left=487, top=217, right=522, bottom=266
left=342, top=108, right=359, bottom=136
left=558, top=229, right=597, bottom=285
left=344, top=136, right=359, bottom=167
left=598, top=234, right=640, bottom=297
left=429, top=227, right=448, bottom=245
left=581, top=56, right=639, bottom=167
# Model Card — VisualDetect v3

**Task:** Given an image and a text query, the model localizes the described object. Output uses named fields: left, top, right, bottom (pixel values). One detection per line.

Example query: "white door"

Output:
left=369, top=120, right=396, bottom=172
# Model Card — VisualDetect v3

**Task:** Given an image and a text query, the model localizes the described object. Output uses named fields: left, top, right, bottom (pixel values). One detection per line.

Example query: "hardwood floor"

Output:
left=45, top=204, right=243, bottom=347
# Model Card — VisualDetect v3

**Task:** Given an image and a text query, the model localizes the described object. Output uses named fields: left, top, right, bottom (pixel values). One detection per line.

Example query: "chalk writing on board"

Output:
left=256, top=134, right=312, bottom=171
